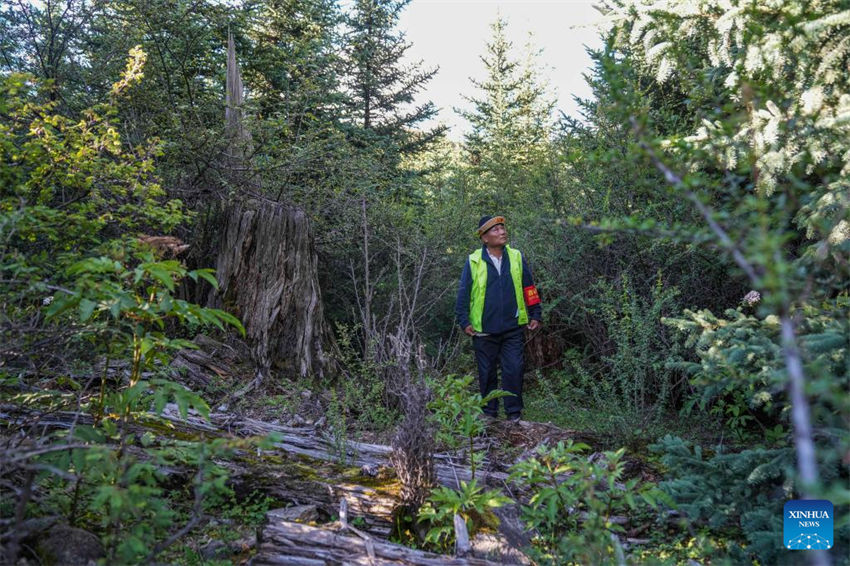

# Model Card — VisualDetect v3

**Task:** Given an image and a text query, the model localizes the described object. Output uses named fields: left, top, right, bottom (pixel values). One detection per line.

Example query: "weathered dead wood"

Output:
left=170, top=354, right=213, bottom=389
left=2, top=404, right=507, bottom=490
left=2, top=405, right=399, bottom=537
left=225, top=31, right=251, bottom=164
left=217, top=34, right=330, bottom=383
left=2, top=404, right=522, bottom=546
left=224, top=457, right=399, bottom=538
left=4, top=405, right=534, bottom=563
left=213, top=200, right=330, bottom=381
left=166, top=335, right=253, bottom=392
left=221, top=414, right=509, bottom=488
left=251, top=520, right=503, bottom=566
left=454, top=513, right=471, bottom=557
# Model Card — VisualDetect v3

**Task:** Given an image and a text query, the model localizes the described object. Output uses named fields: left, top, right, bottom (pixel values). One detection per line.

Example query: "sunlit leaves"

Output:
left=508, top=441, right=667, bottom=563
left=417, top=478, right=510, bottom=552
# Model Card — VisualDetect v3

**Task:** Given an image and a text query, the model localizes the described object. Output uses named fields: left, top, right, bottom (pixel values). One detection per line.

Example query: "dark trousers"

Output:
left=473, top=327, right=524, bottom=417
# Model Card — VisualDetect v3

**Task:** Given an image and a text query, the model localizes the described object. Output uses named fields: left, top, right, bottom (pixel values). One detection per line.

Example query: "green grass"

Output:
left=522, top=370, right=718, bottom=450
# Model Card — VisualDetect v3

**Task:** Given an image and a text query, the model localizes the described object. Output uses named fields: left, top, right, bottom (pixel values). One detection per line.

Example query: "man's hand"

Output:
left=528, top=319, right=541, bottom=331
left=464, top=325, right=475, bottom=336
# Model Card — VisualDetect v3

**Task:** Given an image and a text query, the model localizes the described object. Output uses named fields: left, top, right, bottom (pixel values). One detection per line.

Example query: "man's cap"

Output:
left=477, top=215, right=506, bottom=236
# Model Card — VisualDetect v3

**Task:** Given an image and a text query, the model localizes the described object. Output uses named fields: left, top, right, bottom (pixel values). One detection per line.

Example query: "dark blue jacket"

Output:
left=455, top=245, right=542, bottom=334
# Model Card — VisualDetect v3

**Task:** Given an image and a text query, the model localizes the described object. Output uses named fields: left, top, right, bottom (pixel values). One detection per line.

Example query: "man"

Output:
left=455, top=215, right=542, bottom=421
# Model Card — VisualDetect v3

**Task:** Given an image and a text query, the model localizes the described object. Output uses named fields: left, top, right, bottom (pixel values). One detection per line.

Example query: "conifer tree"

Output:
left=593, top=1, right=850, bottom=562
left=458, top=16, right=554, bottom=209
left=241, top=0, right=353, bottom=207
left=341, top=0, right=443, bottom=156
left=247, top=0, right=343, bottom=132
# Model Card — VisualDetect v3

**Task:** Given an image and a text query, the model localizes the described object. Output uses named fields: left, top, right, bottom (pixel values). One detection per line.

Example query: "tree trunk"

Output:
left=211, top=33, right=330, bottom=380
left=213, top=199, right=330, bottom=379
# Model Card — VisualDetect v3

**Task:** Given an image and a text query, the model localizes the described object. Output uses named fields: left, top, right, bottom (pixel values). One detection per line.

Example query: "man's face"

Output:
left=481, top=223, right=507, bottom=247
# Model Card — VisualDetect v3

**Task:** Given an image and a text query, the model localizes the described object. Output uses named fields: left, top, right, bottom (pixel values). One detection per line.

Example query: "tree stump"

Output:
left=214, top=199, right=330, bottom=379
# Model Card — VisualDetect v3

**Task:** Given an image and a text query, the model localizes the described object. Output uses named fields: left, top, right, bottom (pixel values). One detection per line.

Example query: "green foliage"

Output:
left=427, top=374, right=511, bottom=478
left=0, top=56, right=194, bottom=369
left=210, top=489, right=273, bottom=531
left=326, top=388, right=352, bottom=465
left=573, top=2, right=850, bottom=562
left=12, top=376, right=280, bottom=563
left=324, top=322, right=401, bottom=464
left=567, top=273, right=683, bottom=444
left=46, top=249, right=242, bottom=385
left=2, top=1, right=848, bottom=564
left=522, top=269, right=688, bottom=447
left=0, top=51, right=256, bottom=565
left=0, top=63, right=185, bottom=255
left=342, top=0, right=443, bottom=155
left=414, top=374, right=513, bottom=552
left=665, top=297, right=849, bottom=441
left=665, top=308, right=786, bottom=442
left=417, top=478, right=510, bottom=553
left=12, top=244, right=245, bottom=562
left=332, top=323, right=399, bottom=431
left=509, top=440, right=666, bottom=564
left=650, top=435, right=799, bottom=564
left=597, top=274, right=679, bottom=414
left=27, top=399, right=244, bottom=563
left=660, top=301, right=849, bottom=563
left=459, top=16, right=555, bottom=211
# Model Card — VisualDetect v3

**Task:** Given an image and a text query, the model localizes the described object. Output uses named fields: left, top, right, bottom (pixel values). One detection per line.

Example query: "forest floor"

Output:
left=153, top=335, right=707, bottom=565
left=3, top=334, right=723, bottom=565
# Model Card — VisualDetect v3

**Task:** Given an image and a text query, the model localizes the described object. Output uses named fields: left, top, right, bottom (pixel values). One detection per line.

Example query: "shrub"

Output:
left=427, top=374, right=510, bottom=479
left=509, top=440, right=665, bottom=564
left=0, top=50, right=251, bottom=565
left=417, top=478, right=510, bottom=553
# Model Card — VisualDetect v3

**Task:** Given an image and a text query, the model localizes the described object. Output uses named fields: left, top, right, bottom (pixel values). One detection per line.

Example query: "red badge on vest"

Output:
left=523, top=285, right=541, bottom=306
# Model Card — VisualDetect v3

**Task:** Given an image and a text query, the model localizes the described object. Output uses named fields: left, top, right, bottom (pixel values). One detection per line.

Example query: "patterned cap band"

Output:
left=477, top=216, right=506, bottom=236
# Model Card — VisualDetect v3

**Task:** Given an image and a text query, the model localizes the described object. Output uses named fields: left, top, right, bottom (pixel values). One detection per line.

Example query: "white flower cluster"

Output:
left=742, top=290, right=761, bottom=306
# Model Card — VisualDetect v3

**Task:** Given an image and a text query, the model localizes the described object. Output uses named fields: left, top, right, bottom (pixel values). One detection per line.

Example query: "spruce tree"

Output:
left=242, top=0, right=351, bottom=207
left=247, top=0, right=343, bottom=132
left=458, top=16, right=554, bottom=209
left=595, top=1, right=850, bottom=561
left=341, top=0, right=443, bottom=157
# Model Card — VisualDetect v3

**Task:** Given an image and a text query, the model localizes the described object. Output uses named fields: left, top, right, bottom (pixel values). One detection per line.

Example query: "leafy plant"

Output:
left=332, top=322, right=398, bottom=432
left=45, top=247, right=243, bottom=403
left=326, top=389, right=352, bottom=465
left=0, top=49, right=252, bottom=565
left=413, top=374, right=513, bottom=552
left=596, top=273, right=681, bottom=419
left=417, top=478, right=510, bottom=553
left=509, top=440, right=665, bottom=564
left=427, top=374, right=511, bottom=479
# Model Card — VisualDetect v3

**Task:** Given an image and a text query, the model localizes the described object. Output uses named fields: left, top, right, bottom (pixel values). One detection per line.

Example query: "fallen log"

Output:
left=212, top=412, right=509, bottom=488
left=251, top=519, right=502, bottom=566
left=1, top=404, right=519, bottom=543
left=2, top=402, right=511, bottom=495
left=224, top=455, right=400, bottom=538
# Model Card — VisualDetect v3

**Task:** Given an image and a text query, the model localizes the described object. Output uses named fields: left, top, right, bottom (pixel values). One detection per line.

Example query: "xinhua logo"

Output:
left=784, top=500, right=833, bottom=550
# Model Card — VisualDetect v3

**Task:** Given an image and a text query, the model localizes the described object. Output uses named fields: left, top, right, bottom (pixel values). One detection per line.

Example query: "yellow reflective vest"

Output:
left=468, top=245, right=528, bottom=332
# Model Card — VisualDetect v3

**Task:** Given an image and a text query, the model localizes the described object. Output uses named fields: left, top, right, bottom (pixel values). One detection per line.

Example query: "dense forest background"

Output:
left=1, top=0, right=848, bottom=564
